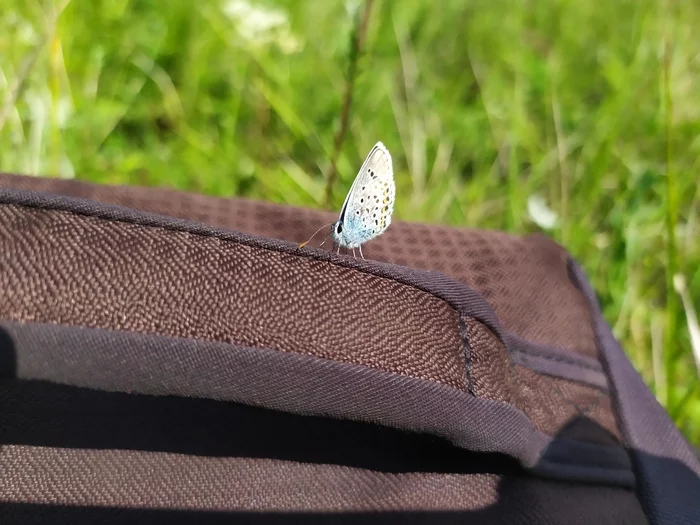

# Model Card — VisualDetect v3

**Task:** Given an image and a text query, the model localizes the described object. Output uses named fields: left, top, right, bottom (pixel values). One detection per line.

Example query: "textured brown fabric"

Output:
left=514, top=365, right=622, bottom=443
left=466, top=316, right=620, bottom=443
left=379, top=226, right=599, bottom=360
left=0, top=445, right=500, bottom=511
left=0, top=203, right=466, bottom=389
left=0, top=173, right=596, bottom=359
left=0, top=445, right=645, bottom=523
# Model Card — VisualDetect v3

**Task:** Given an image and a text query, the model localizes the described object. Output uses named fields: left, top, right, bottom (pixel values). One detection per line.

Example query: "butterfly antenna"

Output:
left=298, top=223, right=334, bottom=249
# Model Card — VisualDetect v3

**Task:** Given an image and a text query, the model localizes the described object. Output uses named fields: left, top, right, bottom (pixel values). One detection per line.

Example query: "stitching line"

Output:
left=458, top=314, right=473, bottom=395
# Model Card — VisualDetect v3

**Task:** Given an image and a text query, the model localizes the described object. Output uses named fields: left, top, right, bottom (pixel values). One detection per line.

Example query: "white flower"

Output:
left=222, top=0, right=302, bottom=53
left=527, top=194, right=559, bottom=229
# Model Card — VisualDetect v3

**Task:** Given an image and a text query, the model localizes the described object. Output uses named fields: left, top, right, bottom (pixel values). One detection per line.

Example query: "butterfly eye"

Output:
left=336, top=223, right=343, bottom=234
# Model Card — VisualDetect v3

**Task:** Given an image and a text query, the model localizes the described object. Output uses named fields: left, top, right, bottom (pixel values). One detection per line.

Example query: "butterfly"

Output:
left=299, top=142, right=395, bottom=260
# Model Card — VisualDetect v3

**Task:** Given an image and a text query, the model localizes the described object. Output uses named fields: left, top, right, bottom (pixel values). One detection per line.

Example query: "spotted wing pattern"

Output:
left=337, top=142, right=395, bottom=247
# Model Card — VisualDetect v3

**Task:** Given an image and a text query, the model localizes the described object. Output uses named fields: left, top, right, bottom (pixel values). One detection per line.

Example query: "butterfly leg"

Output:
left=352, top=248, right=356, bottom=258
left=319, top=230, right=331, bottom=248
left=358, top=245, right=366, bottom=260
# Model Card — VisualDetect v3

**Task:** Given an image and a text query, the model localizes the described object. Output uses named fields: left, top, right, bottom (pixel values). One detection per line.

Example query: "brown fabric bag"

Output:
left=0, top=172, right=698, bottom=524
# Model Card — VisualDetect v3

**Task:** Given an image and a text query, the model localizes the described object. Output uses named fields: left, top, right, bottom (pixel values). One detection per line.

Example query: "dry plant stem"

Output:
left=322, top=0, right=374, bottom=209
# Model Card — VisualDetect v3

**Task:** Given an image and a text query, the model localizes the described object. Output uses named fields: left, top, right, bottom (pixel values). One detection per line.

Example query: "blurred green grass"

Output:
left=1, top=0, right=698, bottom=444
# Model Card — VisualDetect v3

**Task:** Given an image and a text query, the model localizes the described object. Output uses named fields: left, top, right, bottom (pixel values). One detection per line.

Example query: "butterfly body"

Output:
left=330, top=141, right=395, bottom=250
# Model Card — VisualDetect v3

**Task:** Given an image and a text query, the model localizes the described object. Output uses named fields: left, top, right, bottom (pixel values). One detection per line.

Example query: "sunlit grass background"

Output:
left=1, top=0, right=699, bottom=445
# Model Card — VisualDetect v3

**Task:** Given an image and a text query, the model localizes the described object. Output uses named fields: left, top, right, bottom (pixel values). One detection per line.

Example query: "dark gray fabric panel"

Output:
left=511, top=350, right=608, bottom=391
left=0, top=320, right=634, bottom=486
left=568, top=259, right=700, bottom=524
left=505, top=331, right=606, bottom=377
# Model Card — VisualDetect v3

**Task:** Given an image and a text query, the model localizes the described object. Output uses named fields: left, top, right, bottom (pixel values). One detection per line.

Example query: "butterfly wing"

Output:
left=337, top=142, right=395, bottom=247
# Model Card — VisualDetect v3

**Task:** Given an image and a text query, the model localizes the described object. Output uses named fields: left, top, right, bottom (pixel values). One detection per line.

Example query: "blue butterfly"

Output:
left=300, top=142, right=395, bottom=259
